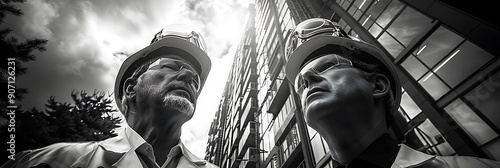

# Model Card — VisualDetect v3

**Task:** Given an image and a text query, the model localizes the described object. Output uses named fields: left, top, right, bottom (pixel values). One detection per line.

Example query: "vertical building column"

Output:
left=289, top=82, right=315, bottom=168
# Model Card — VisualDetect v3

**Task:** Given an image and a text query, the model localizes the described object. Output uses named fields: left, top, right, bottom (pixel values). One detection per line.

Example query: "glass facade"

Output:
left=206, top=0, right=500, bottom=167
left=335, top=0, right=499, bottom=161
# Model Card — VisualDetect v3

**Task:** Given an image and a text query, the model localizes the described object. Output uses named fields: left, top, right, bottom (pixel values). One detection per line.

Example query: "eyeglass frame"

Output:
left=294, top=54, right=354, bottom=96
left=147, top=57, right=201, bottom=92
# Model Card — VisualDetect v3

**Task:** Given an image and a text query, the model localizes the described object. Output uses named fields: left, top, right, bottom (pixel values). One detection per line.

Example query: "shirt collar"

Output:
left=392, top=144, right=435, bottom=168
left=333, top=133, right=400, bottom=168
left=99, top=124, right=147, bottom=153
left=98, top=125, right=207, bottom=166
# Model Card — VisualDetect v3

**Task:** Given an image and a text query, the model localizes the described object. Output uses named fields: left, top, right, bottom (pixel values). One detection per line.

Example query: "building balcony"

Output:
left=267, top=79, right=289, bottom=116
left=243, top=83, right=258, bottom=105
left=238, top=122, right=257, bottom=159
left=240, top=97, right=257, bottom=131
left=239, top=147, right=258, bottom=168
left=242, top=71, right=258, bottom=93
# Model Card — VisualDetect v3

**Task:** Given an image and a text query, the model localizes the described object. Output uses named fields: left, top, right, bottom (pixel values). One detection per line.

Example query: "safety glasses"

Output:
left=148, top=58, right=201, bottom=92
left=294, top=55, right=353, bottom=96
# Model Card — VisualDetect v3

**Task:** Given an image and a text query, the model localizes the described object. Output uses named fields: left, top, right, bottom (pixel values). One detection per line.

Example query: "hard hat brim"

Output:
left=285, top=35, right=401, bottom=108
left=114, top=36, right=211, bottom=111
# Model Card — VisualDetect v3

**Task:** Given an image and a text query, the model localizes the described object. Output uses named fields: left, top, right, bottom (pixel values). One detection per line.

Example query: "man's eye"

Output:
left=317, top=62, right=336, bottom=72
left=161, top=65, right=179, bottom=70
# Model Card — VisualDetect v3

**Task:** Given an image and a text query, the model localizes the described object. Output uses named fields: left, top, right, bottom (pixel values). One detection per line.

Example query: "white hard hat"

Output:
left=285, top=18, right=401, bottom=112
left=115, top=24, right=211, bottom=111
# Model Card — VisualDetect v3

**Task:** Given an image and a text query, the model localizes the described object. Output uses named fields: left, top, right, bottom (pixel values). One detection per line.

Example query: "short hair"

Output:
left=120, top=59, right=157, bottom=112
left=305, top=45, right=396, bottom=127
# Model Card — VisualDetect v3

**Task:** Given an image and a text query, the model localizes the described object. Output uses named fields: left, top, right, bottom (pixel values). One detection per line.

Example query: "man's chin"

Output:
left=163, top=95, right=195, bottom=116
left=304, top=100, right=333, bottom=122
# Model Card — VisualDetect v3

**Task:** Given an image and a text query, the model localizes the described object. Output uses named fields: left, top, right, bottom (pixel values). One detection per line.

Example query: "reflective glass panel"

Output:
left=387, top=7, right=432, bottom=47
left=415, top=119, right=456, bottom=156
left=341, top=0, right=352, bottom=10
left=361, top=14, right=374, bottom=29
left=418, top=72, right=449, bottom=100
left=307, top=125, right=317, bottom=139
left=401, top=55, right=428, bottom=80
left=400, top=91, right=422, bottom=119
left=352, top=0, right=370, bottom=11
left=435, top=41, right=494, bottom=88
left=366, top=0, right=391, bottom=21
left=379, top=32, right=404, bottom=57
left=415, top=26, right=463, bottom=68
left=353, top=9, right=363, bottom=21
left=483, top=139, right=500, bottom=160
left=369, top=23, right=383, bottom=37
left=444, top=99, right=498, bottom=145
left=375, top=0, right=404, bottom=28
left=311, top=133, right=327, bottom=163
left=465, top=71, right=500, bottom=129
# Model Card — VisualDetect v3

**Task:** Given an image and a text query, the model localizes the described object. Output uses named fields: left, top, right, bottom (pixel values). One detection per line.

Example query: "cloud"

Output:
left=6, top=0, right=250, bottom=158
left=179, top=0, right=248, bottom=58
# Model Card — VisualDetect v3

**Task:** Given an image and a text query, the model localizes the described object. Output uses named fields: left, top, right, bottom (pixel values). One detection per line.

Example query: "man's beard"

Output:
left=163, top=95, right=194, bottom=116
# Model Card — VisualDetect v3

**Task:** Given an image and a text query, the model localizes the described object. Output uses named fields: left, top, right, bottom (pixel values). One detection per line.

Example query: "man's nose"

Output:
left=302, top=69, right=322, bottom=88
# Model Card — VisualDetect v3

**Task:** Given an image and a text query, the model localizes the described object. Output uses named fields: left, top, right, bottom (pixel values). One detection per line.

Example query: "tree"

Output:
left=1, top=91, right=122, bottom=164
left=41, top=90, right=121, bottom=143
left=0, top=0, right=48, bottom=104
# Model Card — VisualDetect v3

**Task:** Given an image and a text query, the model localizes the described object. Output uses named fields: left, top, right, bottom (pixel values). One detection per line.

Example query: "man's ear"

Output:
left=123, top=78, right=138, bottom=99
left=371, top=73, right=390, bottom=98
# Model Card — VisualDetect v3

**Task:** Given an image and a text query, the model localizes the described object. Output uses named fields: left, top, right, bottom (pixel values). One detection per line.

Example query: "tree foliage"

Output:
left=0, top=91, right=122, bottom=164
left=0, top=0, right=48, bottom=105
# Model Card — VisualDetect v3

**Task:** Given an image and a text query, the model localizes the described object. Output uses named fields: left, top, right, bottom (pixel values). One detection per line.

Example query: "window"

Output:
left=374, top=0, right=404, bottom=28
left=399, top=91, right=422, bottom=120
left=414, top=27, right=463, bottom=68
left=401, top=54, right=427, bottom=80
left=456, top=71, right=500, bottom=160
left=402, top=26, right=495, bottom=100
left=281, top=124, right=301, bottom=161
left=434, top=41, right=494, bottom=88
left=379, top=32, right=404, bottom=57
left=311, top=133, right=327, bottom=163
left=366, top=0, right=391, bottom=21
left=444, top=99, right=498, bottom=146
left=465, top=71, right=500, bottom=129
left=407, top=119, right=456, bottom=156
left=387, top=7, right=432, bottom=47
left=418, top=71, right=450, bottom=99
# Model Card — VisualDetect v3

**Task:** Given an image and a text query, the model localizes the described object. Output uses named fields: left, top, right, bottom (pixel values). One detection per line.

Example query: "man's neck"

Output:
left=331, top=133, right=400, bottom=168
left=143, top=122, right=183, bottom=166
left=321, top=118, right=386, bottom=165
left=126, top=108, right=186, bottom=166
left=151, top=134, right=182, bottom=166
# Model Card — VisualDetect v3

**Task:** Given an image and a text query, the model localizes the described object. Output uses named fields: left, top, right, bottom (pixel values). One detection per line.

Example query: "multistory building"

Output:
left=205, top=0, right=500, bottom=168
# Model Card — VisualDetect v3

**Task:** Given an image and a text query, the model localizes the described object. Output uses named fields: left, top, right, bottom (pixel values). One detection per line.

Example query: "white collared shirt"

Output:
left=2, top=125, right=218, bottom=168
left=392, top=144, right=500, bottom=168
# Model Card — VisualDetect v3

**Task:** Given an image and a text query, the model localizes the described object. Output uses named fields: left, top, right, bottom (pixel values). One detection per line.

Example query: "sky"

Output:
left=4, top=0, right=251, bottom=158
